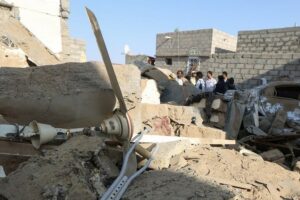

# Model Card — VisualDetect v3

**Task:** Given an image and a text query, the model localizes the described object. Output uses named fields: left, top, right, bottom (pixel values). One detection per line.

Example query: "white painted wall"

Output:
left=5, top=0, right=62, bottom=53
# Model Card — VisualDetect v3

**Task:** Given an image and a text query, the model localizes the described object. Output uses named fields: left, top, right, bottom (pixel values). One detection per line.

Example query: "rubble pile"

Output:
left=0, top=60, right=300, bottom=199
left=124, top=144, right=300, bottom=200
left=0, top=135, right=122, bottom=200
left=187, top=81, right=300, bottom=170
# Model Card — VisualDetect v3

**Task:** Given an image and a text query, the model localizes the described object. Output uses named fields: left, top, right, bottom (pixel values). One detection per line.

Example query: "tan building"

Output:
left=155, top=28, right=237, bottom=73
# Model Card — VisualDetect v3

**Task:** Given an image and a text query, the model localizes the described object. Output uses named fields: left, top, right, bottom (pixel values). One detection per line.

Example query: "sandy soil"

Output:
left=1, top=137, right=300, bottom=200
left=124, top=145, right=300, bottom=200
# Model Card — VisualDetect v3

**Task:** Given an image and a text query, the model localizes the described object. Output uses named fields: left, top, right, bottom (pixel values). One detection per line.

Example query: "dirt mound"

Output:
left=1, top=138, right=300, bottom=200
left=0, top=135, right=119, bottom=200
left=124, top=145, right=300, bottom=200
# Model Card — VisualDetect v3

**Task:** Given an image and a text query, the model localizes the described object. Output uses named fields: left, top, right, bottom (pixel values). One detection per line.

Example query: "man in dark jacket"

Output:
left=214, top=75, right=227, bottom=94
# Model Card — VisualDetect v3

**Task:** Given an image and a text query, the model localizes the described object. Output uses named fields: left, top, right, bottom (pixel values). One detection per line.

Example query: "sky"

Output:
left=69, top=0, right=300, bottom=64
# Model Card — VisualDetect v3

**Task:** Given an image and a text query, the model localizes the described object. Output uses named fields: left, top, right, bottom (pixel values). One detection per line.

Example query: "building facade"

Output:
left=155, top=28, right=237, bottom=73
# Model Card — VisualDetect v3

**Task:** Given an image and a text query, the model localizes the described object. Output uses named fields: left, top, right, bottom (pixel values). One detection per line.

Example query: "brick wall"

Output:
left=237, top=27, right=300, bottom=54
left=200, top=53, right=300, bottom=89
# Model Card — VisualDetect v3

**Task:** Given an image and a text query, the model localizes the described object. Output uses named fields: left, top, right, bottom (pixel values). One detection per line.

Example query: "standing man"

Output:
left=176, top=70, right=184, bottom=86
left=205, top=71, right=217, bottom=92
left=190, top=71, right=197, bottom=85
left=195, top=71, right=205, bottom=92
left=222, top=71, right=228, bottom=82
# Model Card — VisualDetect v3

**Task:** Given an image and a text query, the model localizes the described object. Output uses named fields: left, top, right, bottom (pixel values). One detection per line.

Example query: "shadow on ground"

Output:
left=123, top=170, right=235, bottom=200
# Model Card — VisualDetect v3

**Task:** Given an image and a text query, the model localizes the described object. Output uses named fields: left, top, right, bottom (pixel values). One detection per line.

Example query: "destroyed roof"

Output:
left=0, top=17, right=60, bottom=66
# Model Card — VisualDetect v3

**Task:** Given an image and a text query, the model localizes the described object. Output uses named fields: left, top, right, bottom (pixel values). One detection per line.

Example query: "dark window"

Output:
left=165, top=58, right=172, bottom=65
left=274, top=85, right=300, bottom=100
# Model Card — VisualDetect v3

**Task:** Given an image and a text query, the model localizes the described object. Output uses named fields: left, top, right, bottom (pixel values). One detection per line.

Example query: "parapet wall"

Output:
left=200, top=53, right=300, bottom=88
left=237, top=27, right=300, bottom=54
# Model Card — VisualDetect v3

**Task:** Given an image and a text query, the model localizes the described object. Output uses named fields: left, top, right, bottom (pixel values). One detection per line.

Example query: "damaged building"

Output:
left=0, top=0, right=86, bottom=67
left=0, top=1, right=300, bottom=200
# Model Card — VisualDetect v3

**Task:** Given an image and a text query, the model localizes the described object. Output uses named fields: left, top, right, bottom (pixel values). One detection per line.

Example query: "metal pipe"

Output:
left=100, top=132, right=144, bottom=200
left=115, top=145, right=158, bottom=199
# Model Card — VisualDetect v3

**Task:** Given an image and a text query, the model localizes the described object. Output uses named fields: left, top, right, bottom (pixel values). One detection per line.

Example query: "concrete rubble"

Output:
left=0, top=4, right=300, bottom=199
left=0, top=61, right=299, bottom=200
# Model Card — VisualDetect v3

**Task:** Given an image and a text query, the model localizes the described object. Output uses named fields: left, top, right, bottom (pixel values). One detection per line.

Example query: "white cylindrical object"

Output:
left=29, top=121, right=57, bottom=149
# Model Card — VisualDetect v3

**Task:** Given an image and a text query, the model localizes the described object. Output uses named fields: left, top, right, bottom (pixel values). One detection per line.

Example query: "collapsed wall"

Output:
left=0, top=0, right=86, bottom=66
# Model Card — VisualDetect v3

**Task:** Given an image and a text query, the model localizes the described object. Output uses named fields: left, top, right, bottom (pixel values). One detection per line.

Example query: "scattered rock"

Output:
left=260, top=149, right=285, bottom=162
left=294, top=161, right=300, bottom=174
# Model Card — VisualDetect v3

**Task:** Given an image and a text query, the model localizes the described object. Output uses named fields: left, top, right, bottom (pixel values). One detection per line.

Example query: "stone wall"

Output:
left=237, top=27, right=300, bottom=54
left=156, top=29, right=237, bottom=58
left=125, top=54, right=149, bottom=64
left=155, top=56, right=189, bottom=72
left=59, top=0, right=86, bottom=62
left=156, top=29, right=213, bottom=57
left=200, top=53, right=300, bottom=89
left=212, top=29, right=237, bottom=54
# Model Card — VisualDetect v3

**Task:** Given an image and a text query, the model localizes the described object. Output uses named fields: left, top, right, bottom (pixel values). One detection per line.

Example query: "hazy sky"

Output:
left=69, top=0, right=300, bottom=64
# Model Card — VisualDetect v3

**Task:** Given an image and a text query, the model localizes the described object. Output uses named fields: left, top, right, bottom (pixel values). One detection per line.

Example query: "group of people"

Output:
left=176, top=70, right=236, bottom=94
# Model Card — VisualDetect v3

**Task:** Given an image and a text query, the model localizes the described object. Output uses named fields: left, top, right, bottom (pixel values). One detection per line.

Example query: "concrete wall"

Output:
left=200, top=53, right=300, bottom=89
left=0, top=2, right=12, bottom=21
left=0, top=43, right=28, bottom=67
left=237, top=27, right=300, bottom=54
left=5, top=0, right=62, bottom=54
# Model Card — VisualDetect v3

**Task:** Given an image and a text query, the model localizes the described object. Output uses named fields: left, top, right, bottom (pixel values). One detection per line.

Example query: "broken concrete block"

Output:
left=0, top=114, right=8, bottom=124
left=0, top=17, right=59, bottom=66
left=169, top=153, right=188, bottom=169
left=179, top=125, right=226, bottom=139
left=140, top=103, right=204, bottom=135
left=246, top=126, right=268, bottom=136
left=269, top=109, right=287, bottom=135
left=141, top=79, right=160, bottom=104
left=142, top=67, right=174, bottom=83
left=149, top=140, right=192, bottom=170
left=243, top=104, right=259, bottom=128
left=260, top=149, right=285, bottom=162
left=294, top=161, right=300, bottom=174
left=259, top=116, right=272, bottom=133
left=192, top=98, right=206, bottom=108
left=0, top=62, right=141, bottom=129
left=142, top=67, right=199, bottom=105
left=167, top=104, right=203, bottom=125
left=0, top=165, right=5, bottom=177
left=210, top=113, right=226, bottom=128
left=239, top=148, right=263, bottom=161
left=211, top=98, right=228, bottom=113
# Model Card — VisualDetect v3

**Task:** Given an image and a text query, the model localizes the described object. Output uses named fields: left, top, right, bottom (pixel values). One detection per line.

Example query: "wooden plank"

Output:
left=0, top=140, right=39, bottom=156
left=136, top=135, right=236, bottom=145
left=0, top=140, right=54, bottom=156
